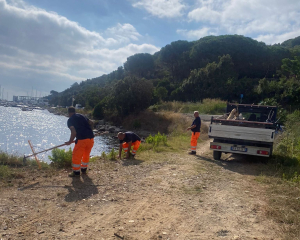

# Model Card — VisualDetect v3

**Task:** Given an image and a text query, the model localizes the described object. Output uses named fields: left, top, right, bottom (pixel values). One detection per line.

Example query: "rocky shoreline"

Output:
left=46, top=107, right=150, bottom=139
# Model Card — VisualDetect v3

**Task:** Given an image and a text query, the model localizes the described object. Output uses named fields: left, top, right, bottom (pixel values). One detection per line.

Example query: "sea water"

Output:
left=0, top=106, right=118, bottom=163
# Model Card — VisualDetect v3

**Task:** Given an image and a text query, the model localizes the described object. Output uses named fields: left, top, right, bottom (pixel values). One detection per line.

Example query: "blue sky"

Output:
left=0, top=0, right=300, bottom=100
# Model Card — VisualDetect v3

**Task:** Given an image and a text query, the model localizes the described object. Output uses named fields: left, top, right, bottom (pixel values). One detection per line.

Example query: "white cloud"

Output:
left=106, top=23, right=142, bottom=43
left=132, top=0, right=186, bottom=18
left=188, top=6, right=221, bottom=24
left=177, top=27, right=213, bottom=39
left=0, top=0, right=160, bottom=97
left=183, top=0, right=300, bottom=44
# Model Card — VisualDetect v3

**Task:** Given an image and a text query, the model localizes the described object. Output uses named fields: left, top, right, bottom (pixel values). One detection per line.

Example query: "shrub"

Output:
left=107, top=148, right=117, bottom=160
left=133, top=120, right=141, bottom=129
left=93, top=101, right=105, bottom=119
left=146, top=132, right=168, bottom=147
left=48, top=148, right=73, bottom=168
left=101, top=148, right=117, bottom=160
left=0, top=165, right=11, bottom=179
left=0, top=151, right=23, bottom=167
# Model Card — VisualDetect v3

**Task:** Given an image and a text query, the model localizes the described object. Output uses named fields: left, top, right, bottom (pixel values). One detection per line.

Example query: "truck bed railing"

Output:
left=211, top=117, right=276, bottom=129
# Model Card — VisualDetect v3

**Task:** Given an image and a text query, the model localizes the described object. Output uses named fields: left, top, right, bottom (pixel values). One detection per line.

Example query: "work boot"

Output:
left=68, top=171, right=80, bottom=177
left=130, top=153, right=136, bottom=159
left=188, top=151, right=196, bottom=155
left=81, top=168, right=87, bottom=174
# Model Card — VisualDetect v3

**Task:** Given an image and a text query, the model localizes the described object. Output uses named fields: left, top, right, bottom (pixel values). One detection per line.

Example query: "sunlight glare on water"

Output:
left=0, top=106, right=118, bottom=163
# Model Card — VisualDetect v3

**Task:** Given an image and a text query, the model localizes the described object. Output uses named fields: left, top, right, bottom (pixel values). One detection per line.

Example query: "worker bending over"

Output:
left=65, top=107, right=94, bottom=177
left=186, top=111, right=201, bottom=155
left=118, top=131, right=141, bottom=159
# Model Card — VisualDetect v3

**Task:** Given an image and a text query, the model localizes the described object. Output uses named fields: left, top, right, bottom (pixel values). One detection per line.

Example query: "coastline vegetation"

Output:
left=149, top=99, right=226, bottom=114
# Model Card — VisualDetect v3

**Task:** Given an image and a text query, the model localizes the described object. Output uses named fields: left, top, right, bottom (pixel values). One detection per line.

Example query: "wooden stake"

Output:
left=28, top=140, right=42, bottom=169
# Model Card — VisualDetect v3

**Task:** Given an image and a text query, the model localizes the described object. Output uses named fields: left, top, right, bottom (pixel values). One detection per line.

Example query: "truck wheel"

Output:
left=213, top=151, right=222, bottom=160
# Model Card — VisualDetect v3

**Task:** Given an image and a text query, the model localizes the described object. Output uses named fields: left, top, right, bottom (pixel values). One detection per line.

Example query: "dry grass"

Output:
left=150, top=99, right=227, bottom=114
left=122, top=110, right=208, bottom=135
left=255, top=159, right=300, bottom=239
left=262, top=178, right=300, bottom=239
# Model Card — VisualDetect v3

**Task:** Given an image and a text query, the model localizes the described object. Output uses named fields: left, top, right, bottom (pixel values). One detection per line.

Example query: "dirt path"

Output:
left=0, top=140, right=280, bottom=240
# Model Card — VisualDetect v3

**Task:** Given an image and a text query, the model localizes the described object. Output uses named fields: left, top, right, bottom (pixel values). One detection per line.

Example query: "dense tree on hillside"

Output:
left=281, top=36, right=300, bottom=48
left=257, top=56, right=300, bottom=109
left=124, top=53, right=154, bottom=78
left=158, top=40, right=193, bottom=82
left=190, top=35, right=274, bottom=79
left=48, top=34, right=300, bottom=119
left=112, top=76, right=153, bottom=116
left=173, top=54, right=239, bottom=102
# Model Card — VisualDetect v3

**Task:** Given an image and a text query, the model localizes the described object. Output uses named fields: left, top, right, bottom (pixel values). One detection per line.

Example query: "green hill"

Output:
left=48, top=34, right=300, bottom=118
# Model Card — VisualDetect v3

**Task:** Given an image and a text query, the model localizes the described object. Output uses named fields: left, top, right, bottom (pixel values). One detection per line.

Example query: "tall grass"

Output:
left=0, top=165, right=12, bottom=180
left=258, top=110, right=300, bottom=239
left=0, top=151, right=24, bottom=167
left=149, top=99, right=227, bottom=114
left=272, top=110, right=300, bottom=179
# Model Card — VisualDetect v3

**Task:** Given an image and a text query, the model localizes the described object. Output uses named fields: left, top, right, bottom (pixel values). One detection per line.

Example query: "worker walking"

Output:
left=186, top=111, right=201, bottom=155
left=117, top=131, right=141, bottom=159
left=65, top=107, right=94, bottom=177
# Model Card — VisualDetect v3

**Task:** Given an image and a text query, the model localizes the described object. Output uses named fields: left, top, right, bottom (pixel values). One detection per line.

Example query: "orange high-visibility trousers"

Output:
left=72, top=138, right=94, bottom=172
left=122, top=141, right=141, bottom=155
left=191, top=132, right=200, bottom=152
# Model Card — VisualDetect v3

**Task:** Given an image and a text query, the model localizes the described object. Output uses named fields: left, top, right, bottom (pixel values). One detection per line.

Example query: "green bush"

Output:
left=146, top=132, right=168, bottom=147
left=0, top=151, right=23, bottom=167
left=275, top=110, right=300, bottom=159
left=101, top=148, right=117, bottom=160
left=48, top=148, right=73, bottom=168
left=133, top=120, right=141, bottom=129
left=93, top=100, right=105, bottom=119
left=107, top=148, right=117, bottom=160
left=0, top=165, right=11, bottom=179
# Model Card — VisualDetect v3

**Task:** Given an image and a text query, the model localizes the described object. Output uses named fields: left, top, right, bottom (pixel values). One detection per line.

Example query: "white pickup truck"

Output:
left=208, top=103, right=278, bottom=160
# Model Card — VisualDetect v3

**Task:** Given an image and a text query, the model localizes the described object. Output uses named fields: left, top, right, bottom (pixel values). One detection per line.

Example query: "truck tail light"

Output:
left=257, top=150, right=269, bottom=155
left=211, top=145, right=221, bottom=150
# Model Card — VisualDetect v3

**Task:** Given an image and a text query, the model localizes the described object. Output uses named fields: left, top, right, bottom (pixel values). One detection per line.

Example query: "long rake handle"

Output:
left=28, top=140, right=42, bottom=169
left=25, top=143, right=70, bottom=158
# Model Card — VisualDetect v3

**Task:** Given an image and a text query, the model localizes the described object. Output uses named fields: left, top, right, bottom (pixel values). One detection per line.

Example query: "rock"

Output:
left=98, top=120, right=105, bottom=125
left=128, top=220, right=135, bottom=223
left=99, top=127, right=106, bottom=131
left=108, top=127, right=115, bottom=133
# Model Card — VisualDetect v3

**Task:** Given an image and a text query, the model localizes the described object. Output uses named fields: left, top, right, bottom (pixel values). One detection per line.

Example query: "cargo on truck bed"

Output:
left=208, top=103, right=279, bottom=160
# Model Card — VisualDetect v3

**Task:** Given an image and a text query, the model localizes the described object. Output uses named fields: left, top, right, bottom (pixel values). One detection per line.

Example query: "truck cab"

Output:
left=208, top=103, right=278, bottom=160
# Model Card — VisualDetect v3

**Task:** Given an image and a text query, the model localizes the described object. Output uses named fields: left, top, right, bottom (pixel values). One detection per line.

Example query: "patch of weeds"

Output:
left=107, top=148, right=117, bottom=160
left=89, top=156, right=99, bottom=163
left=101, top=149, right=118, bottom=161
left=0, top=151, right=23, bottom=167
left=181, top=185, right=203, bottom=194
left=48, top=148, right=72, bottom=168
left=255, top=174, right=272, bottom=184
left=146, top=132, right=168, bottom=146
left=0, top=165, right=12, bottom=180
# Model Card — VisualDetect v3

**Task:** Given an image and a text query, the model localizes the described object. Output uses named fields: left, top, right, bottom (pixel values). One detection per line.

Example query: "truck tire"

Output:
left=213, top=151, right=222, bottom=160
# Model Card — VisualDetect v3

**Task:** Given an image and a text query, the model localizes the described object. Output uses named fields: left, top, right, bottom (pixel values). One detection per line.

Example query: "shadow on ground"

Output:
left=64, top=174, right=99, bottom=202
left=195, top=153, right=275, bottom=177
left=121, top=158, right=144, bottom=166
